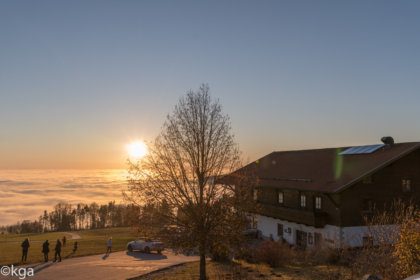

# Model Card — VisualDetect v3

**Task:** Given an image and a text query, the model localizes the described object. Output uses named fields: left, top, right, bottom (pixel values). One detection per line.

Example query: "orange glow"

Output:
left=126, top=141, right=148, bottom=160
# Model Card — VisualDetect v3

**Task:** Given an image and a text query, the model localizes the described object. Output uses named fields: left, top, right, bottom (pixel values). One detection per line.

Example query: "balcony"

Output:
left=256, top=203, right=328, bottom=228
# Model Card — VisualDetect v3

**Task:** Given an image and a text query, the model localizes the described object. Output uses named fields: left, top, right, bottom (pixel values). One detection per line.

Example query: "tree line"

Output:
left=1, top=202, right=141, bottom=234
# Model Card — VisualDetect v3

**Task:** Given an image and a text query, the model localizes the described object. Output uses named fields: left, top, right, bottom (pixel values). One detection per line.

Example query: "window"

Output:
left=252, top=219, right=258, bottom=229
left=296, top=230, right=308, bottom=249
left=363, top=199, right=374, bottom=212
left=277, top=224, right=283, bottom=237
left=253, top=189, right=258, bottom=201
left=247, top=215, right=257, bottom=229
left=278, top=191, right=284, bottom=204
left=308, top=233, right=313, bottom=244
left=315, top=196, right=322, bottom=210
left=363, top=175, right=373, bottom=184
left=402, top=179, right=412, bottom=193
left=300, top=194, right=306, bottom=208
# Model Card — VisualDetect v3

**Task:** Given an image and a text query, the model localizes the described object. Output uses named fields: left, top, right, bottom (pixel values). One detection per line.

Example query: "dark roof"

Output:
left=241, top=142, right=420, bottom=193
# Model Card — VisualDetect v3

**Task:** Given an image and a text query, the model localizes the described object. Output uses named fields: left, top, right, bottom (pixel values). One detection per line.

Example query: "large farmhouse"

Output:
left=238, top=137, right=420, bottom=248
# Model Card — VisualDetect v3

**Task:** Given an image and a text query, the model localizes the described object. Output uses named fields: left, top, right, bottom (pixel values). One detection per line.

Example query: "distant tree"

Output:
left=4, top=202, right=139, bottom=234
left=20, top=220, right=42, bottom=233
left=125, top=84, right=256, bottom=280
left=89, top=203, right=99, bottom=229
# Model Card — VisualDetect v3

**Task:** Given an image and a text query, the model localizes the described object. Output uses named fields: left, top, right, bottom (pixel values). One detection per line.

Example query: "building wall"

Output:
left=257, top=188, right=341, bottom=226
left=255, top=214, right=399, bottom=248
left=255, top=214, right=341, bottom=248
left=254, top=147, right=420, bottom=248
left=340, top=149, right=420, bottom=227
left=341, top=224, right=398, bottom=247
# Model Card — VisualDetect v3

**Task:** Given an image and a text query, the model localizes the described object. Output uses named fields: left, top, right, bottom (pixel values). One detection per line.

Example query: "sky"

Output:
left=1, top=0, right=420, bottom=169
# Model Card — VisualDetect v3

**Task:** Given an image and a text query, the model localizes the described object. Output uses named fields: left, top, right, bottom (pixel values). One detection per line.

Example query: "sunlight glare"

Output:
left=126, top=141, right=148, bottom=160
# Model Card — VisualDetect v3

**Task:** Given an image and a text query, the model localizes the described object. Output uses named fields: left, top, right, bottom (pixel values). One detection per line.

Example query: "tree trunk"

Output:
left=199, top=237, right=206, bottom=280
left=199, top=250, right=206, bottom=280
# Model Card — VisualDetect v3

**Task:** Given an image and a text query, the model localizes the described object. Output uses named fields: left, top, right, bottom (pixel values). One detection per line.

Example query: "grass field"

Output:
left=0, top=227, right=138, bottom=265
left=135, top=260, right=351, bottom=280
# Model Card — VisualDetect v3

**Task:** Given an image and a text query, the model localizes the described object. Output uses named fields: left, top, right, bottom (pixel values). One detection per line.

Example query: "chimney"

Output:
left=381, top=136, right=394, bottom=146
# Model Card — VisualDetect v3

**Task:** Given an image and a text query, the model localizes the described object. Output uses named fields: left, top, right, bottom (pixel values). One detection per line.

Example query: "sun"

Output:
left=126, top=141, right=148, bottom=160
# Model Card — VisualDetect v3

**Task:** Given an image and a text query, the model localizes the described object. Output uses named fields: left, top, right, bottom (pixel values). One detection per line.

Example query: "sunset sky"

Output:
left=1, top=0, right=420, bottom=169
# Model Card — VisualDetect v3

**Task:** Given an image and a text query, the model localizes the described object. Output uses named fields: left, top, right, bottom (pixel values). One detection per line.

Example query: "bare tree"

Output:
left=345, top=199, right=420, bottom=279
left=125, top=84, right=256, bottom=280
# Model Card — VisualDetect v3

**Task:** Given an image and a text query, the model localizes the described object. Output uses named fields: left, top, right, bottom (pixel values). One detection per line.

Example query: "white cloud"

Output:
left=0, top=169, right=129, bottom=225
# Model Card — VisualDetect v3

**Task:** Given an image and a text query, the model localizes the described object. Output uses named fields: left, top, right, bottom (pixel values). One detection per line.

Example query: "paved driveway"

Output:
left=2, top=251, right=198, bottom=280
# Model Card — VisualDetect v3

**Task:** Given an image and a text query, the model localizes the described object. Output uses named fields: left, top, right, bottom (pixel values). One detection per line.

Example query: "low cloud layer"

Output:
left=0, top=169, right=128, bottom=225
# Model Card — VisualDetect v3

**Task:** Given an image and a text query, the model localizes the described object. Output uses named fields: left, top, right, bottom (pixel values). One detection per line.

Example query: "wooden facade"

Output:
left=236, top=141, right=420, bottom=247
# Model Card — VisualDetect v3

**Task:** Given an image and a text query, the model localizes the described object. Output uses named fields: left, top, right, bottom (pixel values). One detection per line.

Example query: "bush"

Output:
left=211, top=243, right=232, bottom=262
left=306, top=246, right=341, bottom=265
left=344, top=200, right=420, bottom=280
left=254, top=240, right=294, bottom=268
left=236, top=243, right=257, bottom=263
left=240, top=240, right=341, bottom=268
left=393, top=211, right=420, bottom=277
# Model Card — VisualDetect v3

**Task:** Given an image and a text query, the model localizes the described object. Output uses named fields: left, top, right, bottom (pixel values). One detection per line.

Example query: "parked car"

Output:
left=126, top=239, right=164, bottom=254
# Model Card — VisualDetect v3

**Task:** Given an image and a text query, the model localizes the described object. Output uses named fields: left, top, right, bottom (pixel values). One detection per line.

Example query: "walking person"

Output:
left=72, top=241, right=78, bottom=254
left=21, top=238, right=30, bottom=263
left=106, top=237, right=112, bottom=255
left=62, top=236, right=66, bottom=247
left=54, top=239, right=62, bottom=262
left=42, top=240, right=50, bottom=262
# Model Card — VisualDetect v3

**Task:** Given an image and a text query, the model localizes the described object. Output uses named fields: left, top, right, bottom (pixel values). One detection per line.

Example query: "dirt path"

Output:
left=64, top=232, right=81, bottom=240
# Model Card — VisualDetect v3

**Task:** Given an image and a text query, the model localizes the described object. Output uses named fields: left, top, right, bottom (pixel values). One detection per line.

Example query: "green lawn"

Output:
left=0, top=227, right=138, bottom=265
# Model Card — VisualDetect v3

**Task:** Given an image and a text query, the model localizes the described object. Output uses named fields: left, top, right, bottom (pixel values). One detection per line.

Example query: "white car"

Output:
left=126, top=239, right=164, bottom=254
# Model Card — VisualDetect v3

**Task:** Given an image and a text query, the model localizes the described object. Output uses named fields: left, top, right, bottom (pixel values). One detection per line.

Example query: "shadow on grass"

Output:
left=32, top=261, right=59, bottom=274
left=65, top=252, right=76, bottom=259
left=126, top=251, right=168, bottom=261
left=30, top=251, right=84, bottom=273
